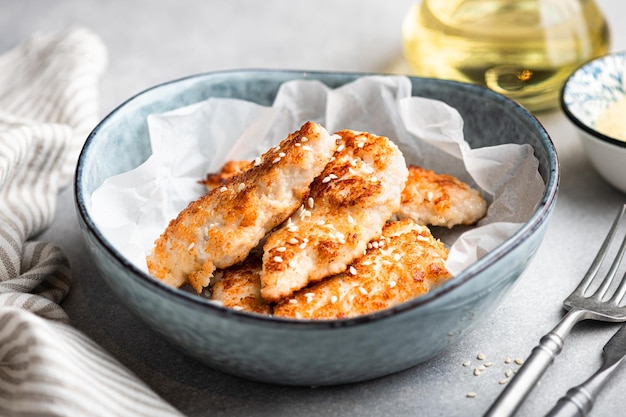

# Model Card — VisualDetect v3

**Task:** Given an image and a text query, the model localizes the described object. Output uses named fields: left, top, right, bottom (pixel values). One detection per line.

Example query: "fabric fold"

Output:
left=0, top=28, right=183, bottom=417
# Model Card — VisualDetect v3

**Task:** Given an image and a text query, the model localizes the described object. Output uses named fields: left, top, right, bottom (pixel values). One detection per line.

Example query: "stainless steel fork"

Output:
left=484, top=204, right=626, bottom=417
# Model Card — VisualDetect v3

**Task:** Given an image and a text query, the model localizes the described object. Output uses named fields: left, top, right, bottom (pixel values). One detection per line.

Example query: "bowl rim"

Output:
left=561, top=51, right=626, bottom=149
left=75, top=68, right=560, bottom=330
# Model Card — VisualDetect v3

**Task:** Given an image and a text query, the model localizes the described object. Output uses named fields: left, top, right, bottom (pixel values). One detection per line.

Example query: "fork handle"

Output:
left=544, top=352, right=626, bottom=417
left=544, top=386, right=595, bottom=417
left=484, top=310, right=585, bottom=417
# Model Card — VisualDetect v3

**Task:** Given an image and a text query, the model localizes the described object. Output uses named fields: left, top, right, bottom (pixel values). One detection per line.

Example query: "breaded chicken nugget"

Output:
left=261, top=130, right=408, bottom=302
left=200, top=160, right=252, bottom=192
left=396, top=165, right=487, bottom=228
left=210, top=257, right=271, bottom=315
left=147, top=121, right=339, bottom=293
left=273, top=219, right=451, bottom=319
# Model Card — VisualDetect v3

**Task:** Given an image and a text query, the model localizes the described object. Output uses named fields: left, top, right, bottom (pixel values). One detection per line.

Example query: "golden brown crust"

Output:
left=200, top=160, right=253, bottom=192
left=146, top=121, right=338, bottom=293
left=273, top=219, right=451, bottom=319
left=210, top=257, right=272, bottom=315
left=397, top=165, right=487, bottom=228
left=260, top=130, right=408, bottom=303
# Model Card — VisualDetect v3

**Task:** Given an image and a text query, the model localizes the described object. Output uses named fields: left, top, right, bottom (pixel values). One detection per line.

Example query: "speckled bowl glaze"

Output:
left=562, top=51, right=626, bottom=193
left=75, top=70, right=559, bottom=386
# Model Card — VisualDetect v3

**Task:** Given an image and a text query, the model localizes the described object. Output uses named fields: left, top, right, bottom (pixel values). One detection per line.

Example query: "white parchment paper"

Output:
left=90, top=76, right=545, bottom=276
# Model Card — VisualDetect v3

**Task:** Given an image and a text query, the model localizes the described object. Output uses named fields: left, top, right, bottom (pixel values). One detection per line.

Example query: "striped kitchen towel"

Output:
left=0, top=28, right=183, bottom=417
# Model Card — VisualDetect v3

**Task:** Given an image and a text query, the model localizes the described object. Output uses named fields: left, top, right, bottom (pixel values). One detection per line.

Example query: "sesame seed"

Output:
left=278, top=152, right=286, bottom=157
left=505, top=370, right=513, bottom=378
left=299, top=242, right=307, bottom=249
left=462, top=361, right=471, bottom=367
left=301, top=136, right=309, bottom=142
left=289, top=299, right=298, bottom=304
left=358, top=286, right=368, bottom=295
left=273, top=256, right=283, bottom=263
left=187, top=242, right=195, bottom=251
left=348, top=214, right=355, bottom=224
left=394, top=253, right=402, bottom=262
left=232, top=306, right=244, bottom=311
left=427, top=191, right=434, bottom=201
left=498, top=378, right=509, bottom=385
left=477, top=365, right=486, bottom=372
left=484, top=362, right=494, bottom=368
left=372, top=241, right=379, bottom=249
left=514, top=358, right=524, bottom=365
left=273, top=145, right=281, bottom=151
left=276, top=246, right=286, bottom=252
left=237, top=182, right=246, bottom=192
left=473, top=368, right=481, bottom=376
left=295, top=143, right=302, bottom=147
left=357, top=142, right=364, bottom=148
left=362, top=260, right=372, bottom=266
left=307, top=197, right=314, bottom=209
left=466, top=392, right=477, bottom=398
left=337, top=144, right=345, bottom=152
left=305, top=292, right=315, bottom=297
left=322, top=176, right=332, bottom=183
left=330, top=295, right=338, bottom=304
left=289, top=238, right=299, bottom=245
left=329, top=174, right=338, bottom=180
left=389, top=281, right=396, bottom=288
left=477, top=353, right=485, bottom=360
left=302, top=145, right=314, bottom=151
left=349, top=266, right=357, bottom=275
left=504, top=357, right=511, bottom=364
left=272, top=157, right=281, bottom=164
left=219, top=186, right=228, bottom=192
left=254, top=157, right=262, bottom=166
left=288, top=261, right=297, bottom=268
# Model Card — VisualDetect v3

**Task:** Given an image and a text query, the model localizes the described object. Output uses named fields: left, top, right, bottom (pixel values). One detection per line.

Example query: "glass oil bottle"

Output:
left=402, top=0, right=610, bottom=111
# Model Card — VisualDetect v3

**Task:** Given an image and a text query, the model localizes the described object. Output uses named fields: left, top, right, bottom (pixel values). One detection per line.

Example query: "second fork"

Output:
left=484, top=204, right=626, bottom=417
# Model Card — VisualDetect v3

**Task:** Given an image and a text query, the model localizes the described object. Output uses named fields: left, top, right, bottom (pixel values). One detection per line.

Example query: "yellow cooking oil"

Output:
left=402, top=0, right=610, bottom=111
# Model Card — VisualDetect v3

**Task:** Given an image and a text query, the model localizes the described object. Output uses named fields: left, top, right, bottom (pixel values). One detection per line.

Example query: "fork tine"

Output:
left=575, top=205, right=626, bottom=296
left=610, top=270, right=626, bottom=305
left=593, top=228, right=626, bottom=299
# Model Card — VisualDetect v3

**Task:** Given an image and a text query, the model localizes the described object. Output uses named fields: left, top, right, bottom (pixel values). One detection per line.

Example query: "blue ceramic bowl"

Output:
left=75, top=70, right=559, bottom=386
left=562, top=51, right=626, bottom=193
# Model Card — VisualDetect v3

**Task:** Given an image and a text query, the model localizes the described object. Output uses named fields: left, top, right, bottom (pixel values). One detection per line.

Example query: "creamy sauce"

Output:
left=595, top=96, right=626, bottom=141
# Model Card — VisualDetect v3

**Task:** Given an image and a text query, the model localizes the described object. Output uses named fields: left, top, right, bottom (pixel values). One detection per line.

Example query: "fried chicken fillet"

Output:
left=210, top=257, right=271, bottom=315
left=146, top=121, right=339, bottom=292
left=201, top=160, right=252, bottom=192
left=260, top=130, right=408, bottom=302
left=273, top=218, right=451, bottom=319
left=396, top=165, right=487, bottom=228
